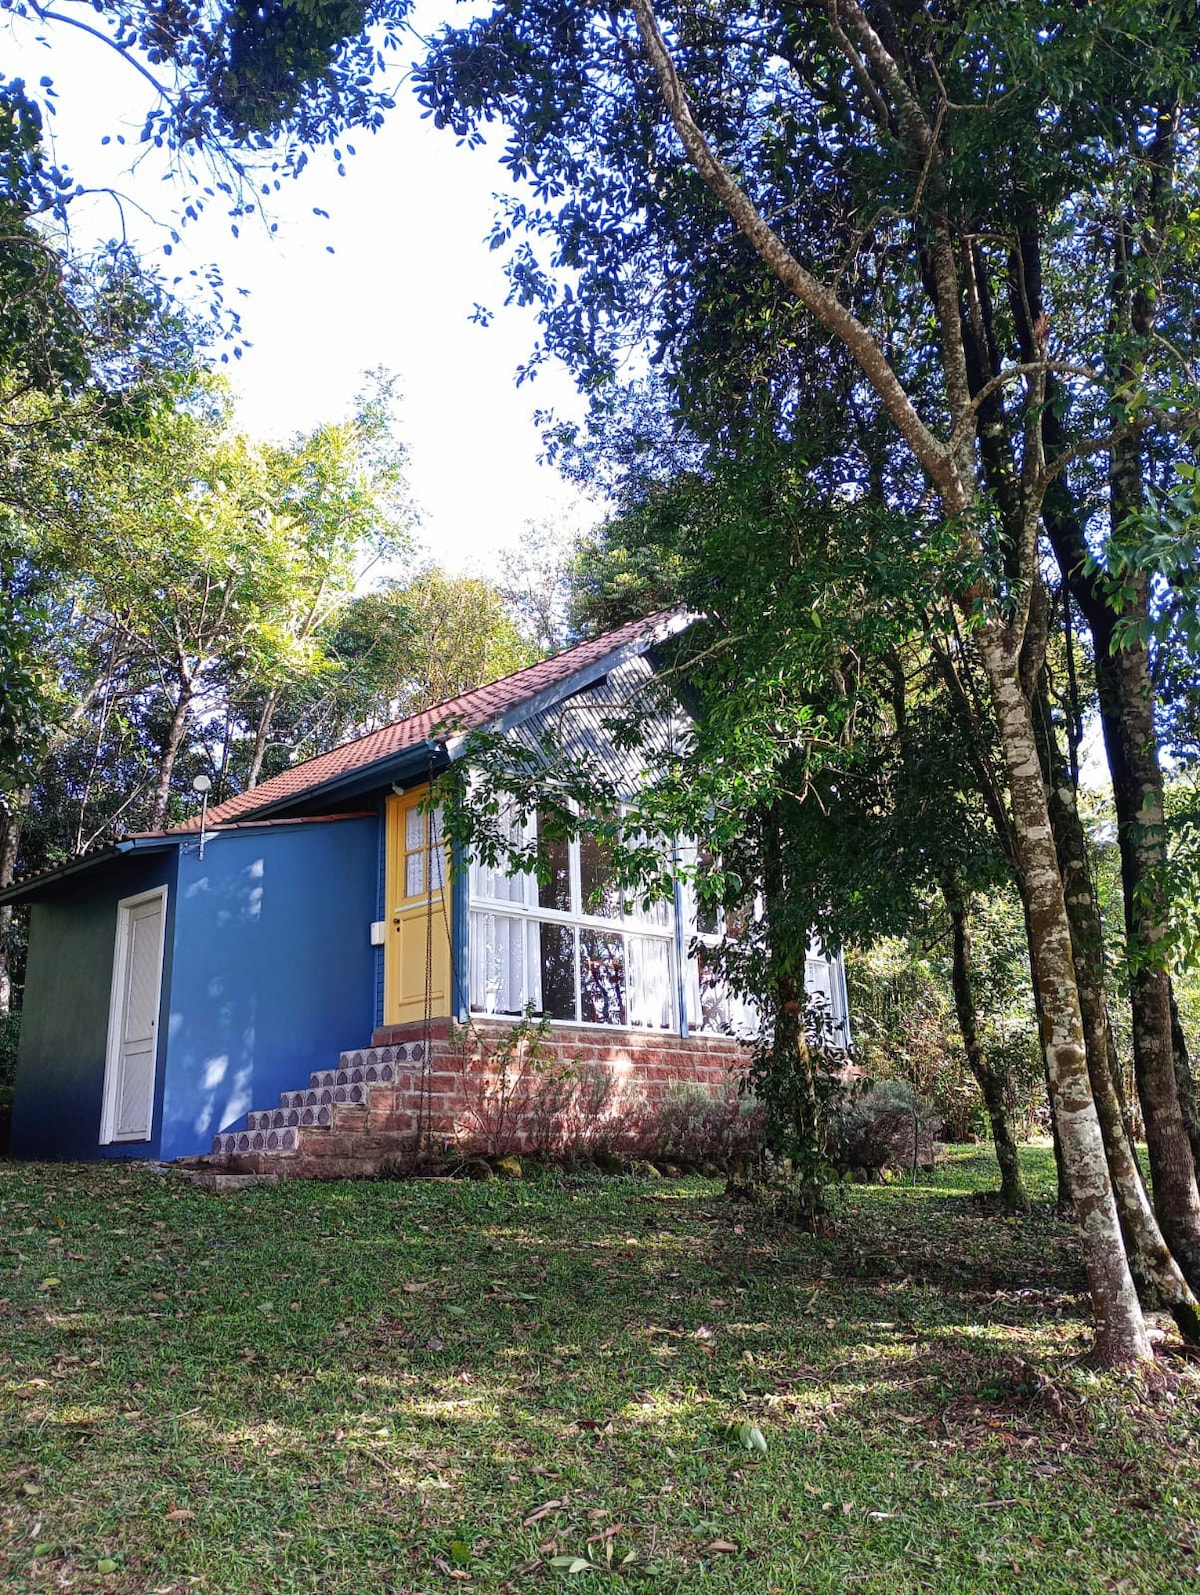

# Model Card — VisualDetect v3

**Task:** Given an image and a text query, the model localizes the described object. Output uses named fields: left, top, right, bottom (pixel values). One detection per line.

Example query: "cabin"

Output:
left=2, top=612, right=849, bottom=1173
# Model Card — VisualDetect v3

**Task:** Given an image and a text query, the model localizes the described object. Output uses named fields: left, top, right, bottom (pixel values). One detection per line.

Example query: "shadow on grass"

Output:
left=0, top=1145, right=1196, bottom=1595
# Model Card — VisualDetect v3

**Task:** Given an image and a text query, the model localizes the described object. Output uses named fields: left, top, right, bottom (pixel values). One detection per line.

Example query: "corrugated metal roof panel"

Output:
left=512, top=653, right=689, bottom=793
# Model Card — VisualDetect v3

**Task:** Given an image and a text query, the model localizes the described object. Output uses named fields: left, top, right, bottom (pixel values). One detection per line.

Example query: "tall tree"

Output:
left=417, top=0, right=1200, bottom=1362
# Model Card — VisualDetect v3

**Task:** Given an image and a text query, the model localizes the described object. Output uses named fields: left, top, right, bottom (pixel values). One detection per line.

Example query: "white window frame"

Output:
left=468, top=808, right=678, bottom=1031
left=677, top=843, right=849, bottom=1042
left=99, top=885, right=169, bottom=1145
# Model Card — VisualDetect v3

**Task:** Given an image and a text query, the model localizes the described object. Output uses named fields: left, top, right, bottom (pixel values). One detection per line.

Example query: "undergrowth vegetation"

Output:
left=1, top=1146, right=1197, bottom=1594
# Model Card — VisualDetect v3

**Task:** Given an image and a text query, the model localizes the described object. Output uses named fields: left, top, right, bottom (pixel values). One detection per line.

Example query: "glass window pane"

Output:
left=539, top=922, right=577, bottom=1020
left=405, top=851, right=425, bottom=898
left=579, top=834, right=622, bottom=919
left=626, top=886, right=672, bottom=929
left=470, top=809, right=539, bottom=906
left=580, top=929, right=626, bottom=1026
left=430, top=846, right=446, bottom=891
left=694, top=847, right=721, bottom=935
left=692, top=946, right=731, bottom=1033
left=471, top=911, right=539, bottom=1015
left=472, top=851, right=527, bottom=904
left=429, top=806, right=445, bottom=843
left=405, top=807, right=425, bottom=849
left=621, top=826, right=672, bottom=927
left=628, top=935, right=672, bottom=1030
left=537, top=818, right=571, bottom=913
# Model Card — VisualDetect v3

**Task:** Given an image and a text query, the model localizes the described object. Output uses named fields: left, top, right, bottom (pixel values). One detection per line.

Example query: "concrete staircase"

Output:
left=199, top=1042, right=428, bottom=1179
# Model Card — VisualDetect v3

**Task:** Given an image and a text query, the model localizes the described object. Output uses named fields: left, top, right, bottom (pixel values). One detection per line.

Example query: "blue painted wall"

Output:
left=159, top=816, right=378, bottom=1159
left=10, top=851, right=178, bottom=1161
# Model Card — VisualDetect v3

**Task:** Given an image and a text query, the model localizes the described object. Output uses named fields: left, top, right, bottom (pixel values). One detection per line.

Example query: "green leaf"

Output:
left=738, top=1421, right=768, bottom=1455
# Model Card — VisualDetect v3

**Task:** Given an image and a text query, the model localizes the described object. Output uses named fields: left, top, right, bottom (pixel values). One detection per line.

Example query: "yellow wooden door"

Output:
left=384, top=786, right=452, bottom=1027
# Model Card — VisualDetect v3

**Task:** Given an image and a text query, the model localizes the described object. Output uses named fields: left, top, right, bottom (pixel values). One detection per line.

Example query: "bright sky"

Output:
left=7, top=1, right=597, bottom=574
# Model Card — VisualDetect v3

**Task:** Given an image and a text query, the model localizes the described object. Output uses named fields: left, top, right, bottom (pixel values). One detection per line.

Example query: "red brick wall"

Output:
left=369, top=1017, right=750, bottom=1155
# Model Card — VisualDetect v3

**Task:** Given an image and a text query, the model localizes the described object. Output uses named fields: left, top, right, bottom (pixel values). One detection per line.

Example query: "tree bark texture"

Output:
left=943, top=882, right=1030, bottom=1211
left=980, top=640, right=1150, bottom=1363
left=1012, top=890, right=1070, bottom=1210
left=1170, top=985, right=1200, bottom=1183
left=1096, top=622, right=1200, bottom=1289
left=1033, top=680, right=1199, bottom=1334
left=150, top=690, right=195, bottom=833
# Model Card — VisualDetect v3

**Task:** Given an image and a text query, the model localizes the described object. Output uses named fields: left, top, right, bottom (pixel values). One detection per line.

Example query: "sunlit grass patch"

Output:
left=0, top=1146, right=1196, bottom=1593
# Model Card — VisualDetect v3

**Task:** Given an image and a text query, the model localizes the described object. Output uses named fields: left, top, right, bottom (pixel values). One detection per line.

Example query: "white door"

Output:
left=101, top=888, right=167, bottom=1144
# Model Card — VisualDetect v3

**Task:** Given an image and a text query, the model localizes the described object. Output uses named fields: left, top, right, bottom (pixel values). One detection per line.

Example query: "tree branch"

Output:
left=32, top=4, right=172, bottom=101
left=628, top=0, right=961, bottom=508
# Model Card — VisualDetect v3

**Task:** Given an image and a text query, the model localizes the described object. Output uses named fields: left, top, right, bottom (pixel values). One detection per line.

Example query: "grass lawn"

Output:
left=1, top=1145, right=1197, bottom=1594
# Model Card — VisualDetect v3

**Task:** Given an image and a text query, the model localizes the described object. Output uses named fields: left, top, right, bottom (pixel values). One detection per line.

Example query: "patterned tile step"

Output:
left=208, top=1040, right=426, bottom=1161
left=248, top=1096, right=374, bottom=1130
left=212, top=1125, right=304, bottom=1156
left=337, top=1043, right=424, bottom=1072
left=307, top=1061, right=400, bottom=1091
left=276, top=1081, right=374, bottom=1112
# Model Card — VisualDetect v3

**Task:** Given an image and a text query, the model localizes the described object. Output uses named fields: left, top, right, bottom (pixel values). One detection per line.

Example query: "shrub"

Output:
left=650, top=1079, right=764, bottom=1169
left=846, top=935, right=1043, bottom=1143
left=0, top=1011, right=18, bottom=1105
left=562, top=1061, right=623, bottom=1157
left=827, top=1078, right=940, bottom=1176
left=0, top=1012, right=18, bottom=1156
left=450, top=1017, right=762, bottom=1171
left=454, top=1014, right=571, bottom=1158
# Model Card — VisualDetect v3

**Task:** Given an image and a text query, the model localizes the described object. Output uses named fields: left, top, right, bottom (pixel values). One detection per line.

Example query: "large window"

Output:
left=469, top=811, right=676, bottom=1030
left=468, top=814, right=850, bottom=1042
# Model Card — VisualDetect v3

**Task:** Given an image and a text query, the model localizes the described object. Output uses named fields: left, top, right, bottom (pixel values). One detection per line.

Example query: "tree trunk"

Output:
left=1015, top=214, right=1200, bottom=1296
left=1170, top=984, right=1200, bottom=1182
left=942, top=881, right=1030, bottom=1211
left=1096, top=624, right=1200, bottom=1290
left=149, top=689, right=194, bottom=833
left=246, top=687, right=281, bottom=792
left=1033, top=675, right=1199, bottom=1336
left=630, top=0, right=1149, bottom=1362
left=980, top=638, right=1150, bottom=1364
left=1039, top=480, right=1200, bottom=1264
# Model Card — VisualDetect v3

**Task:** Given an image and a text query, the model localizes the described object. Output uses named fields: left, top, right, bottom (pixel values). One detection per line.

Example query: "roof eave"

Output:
left=0, top=836, right=179, bottom=907
left=205, top=742, right=447, bottom=826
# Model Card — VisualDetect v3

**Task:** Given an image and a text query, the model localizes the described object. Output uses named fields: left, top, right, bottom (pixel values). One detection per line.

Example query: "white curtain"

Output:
left=469, top=911, right=542, bottom=1015
left=468, top=805, right=533, bottom=906
left=627, top=935, right=672, bottom=1030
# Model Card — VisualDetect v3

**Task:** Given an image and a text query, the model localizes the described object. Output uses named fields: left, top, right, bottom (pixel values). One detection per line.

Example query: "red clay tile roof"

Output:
left=175, top=610, right=685, bottom=831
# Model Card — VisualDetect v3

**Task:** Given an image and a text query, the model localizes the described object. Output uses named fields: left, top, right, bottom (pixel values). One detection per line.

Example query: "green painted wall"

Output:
left=10, top=853, right=176, bottom=1160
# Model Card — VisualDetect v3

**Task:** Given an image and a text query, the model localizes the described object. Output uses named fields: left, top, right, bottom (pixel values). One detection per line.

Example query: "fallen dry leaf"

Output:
left=434, top=1557, right=472, bottom=1580
left=523, top=1498, right=565, bottom=1527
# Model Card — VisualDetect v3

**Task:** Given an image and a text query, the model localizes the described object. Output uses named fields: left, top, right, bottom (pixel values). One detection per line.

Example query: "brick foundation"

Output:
left=201, top=1018, right=750, bottom=1178
left=420, top=1018, right=749, bottom=1153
